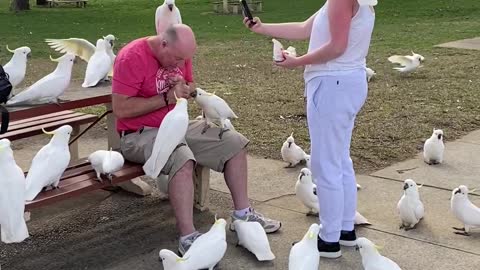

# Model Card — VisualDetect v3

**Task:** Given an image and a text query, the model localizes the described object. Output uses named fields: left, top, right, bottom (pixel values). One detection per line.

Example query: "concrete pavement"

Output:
left=1, top=115, right=480, bottom=269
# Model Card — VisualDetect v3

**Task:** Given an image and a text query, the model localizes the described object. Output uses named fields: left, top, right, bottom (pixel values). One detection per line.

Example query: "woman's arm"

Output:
left=244, top=12, right=318, bottom=41
left=277, top=0, right=354, bottom=68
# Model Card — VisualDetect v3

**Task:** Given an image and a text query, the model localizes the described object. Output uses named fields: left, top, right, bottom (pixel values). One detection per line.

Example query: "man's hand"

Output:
left=166, top=75, right=192, bottom=103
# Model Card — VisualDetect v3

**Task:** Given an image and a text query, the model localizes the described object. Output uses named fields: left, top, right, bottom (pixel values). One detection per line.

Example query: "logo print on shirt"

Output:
left=156, top=67, right=184, bottom=94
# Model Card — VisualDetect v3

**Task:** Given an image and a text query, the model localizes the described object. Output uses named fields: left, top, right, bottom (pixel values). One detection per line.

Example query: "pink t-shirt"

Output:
left=112, top=37, right=194, bottom=132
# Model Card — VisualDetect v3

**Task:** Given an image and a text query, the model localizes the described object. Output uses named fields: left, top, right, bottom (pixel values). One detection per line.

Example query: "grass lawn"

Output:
left=1, top=0, right=480, bottom=173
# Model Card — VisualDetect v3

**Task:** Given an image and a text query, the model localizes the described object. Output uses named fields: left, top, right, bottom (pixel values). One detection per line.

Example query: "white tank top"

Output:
left=304, top=1, right=375, bottom=82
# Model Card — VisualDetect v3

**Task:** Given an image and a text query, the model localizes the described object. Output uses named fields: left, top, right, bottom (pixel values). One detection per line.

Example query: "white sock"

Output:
left=234, top=207, right=252, bottom=217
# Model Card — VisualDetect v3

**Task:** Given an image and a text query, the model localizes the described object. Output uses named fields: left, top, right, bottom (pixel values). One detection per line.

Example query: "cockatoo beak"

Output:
left=42, top=128, right=56, bottom=136
left=49, top=55, right=61, bottom=62
left=6, top=45, right=15, bottom=53
left=168, top=4, right=173, bottom=11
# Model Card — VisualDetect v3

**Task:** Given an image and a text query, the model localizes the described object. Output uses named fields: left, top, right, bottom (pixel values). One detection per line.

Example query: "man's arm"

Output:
left=112, top=93, right=169, bottom=119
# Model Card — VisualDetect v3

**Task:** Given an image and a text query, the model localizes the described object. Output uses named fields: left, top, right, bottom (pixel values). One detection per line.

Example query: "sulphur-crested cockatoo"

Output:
left=288, top=223, right=320, bottom=270
left=423, top=128, right=444, bottom=165
left=155, top=0, right=182, bottom=34
left=45, top=35, right=116, bottom=78
left=0, top=139, right=29, bottom=244
left=159, top=217, right=227, bottom=270
left=88, top=148, right=125, bottom=183
left=82, top=39, right=113, bottom=88
left=3, top=45, right=31, bottom=89
left=451, top=185, right=480, bottom=236
left=356, top=237, right=402, bottom=270
left=281, top=132, right=307, bottom=168
left=143, top=93, right=189, bottom=178
left=6, top=54, right=75, bottom=106
left=191, top=87, right=238, bottom=139
left=234, top=219, right=275, bottom=261
left=24, top=125, right=72, bottom=201
left=388, top=51, right=425, bottom=73
left=397, top=179, right=424, bottom=230
left=296, top=168, right=371, bottom=225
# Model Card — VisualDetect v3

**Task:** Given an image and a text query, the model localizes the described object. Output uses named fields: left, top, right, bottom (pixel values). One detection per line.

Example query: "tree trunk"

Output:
left=10, top=0, right=30, bottom=12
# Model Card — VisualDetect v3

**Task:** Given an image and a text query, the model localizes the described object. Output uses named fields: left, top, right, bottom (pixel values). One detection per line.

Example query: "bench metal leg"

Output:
left=69, top=125, right=80, bottom=160
left=194, top=165, right=210, bottom=211
left=106, top=103, right=120, bottom=150
left=104, top=103, right=153, bottom=196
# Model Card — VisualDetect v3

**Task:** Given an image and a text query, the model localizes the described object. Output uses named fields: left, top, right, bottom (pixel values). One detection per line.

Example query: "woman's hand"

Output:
left=243, top=17, right=263, bottom=33
left=275, top=51, right=303, bottom=69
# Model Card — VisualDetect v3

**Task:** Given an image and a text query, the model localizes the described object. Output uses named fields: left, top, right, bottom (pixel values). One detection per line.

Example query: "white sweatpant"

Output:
left=305, top=69, right=368, bottom=242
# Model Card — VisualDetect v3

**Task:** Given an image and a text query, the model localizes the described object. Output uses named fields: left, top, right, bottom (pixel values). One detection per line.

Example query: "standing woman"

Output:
left=243, top=0, right=375, bottom=259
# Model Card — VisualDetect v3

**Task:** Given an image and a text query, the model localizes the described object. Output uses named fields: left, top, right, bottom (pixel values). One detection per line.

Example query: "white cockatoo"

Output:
left=289, top=223, right=320, bottom=270
left=366, top=67, right=376, bottom=82
left=155, top=0, right=182, bottom=34
left=423, top=128, right=444, bottom=165
left=295, top=168, right=371, bottom=225
left=281, top=132, right=307, bottom=168
left=6, top=54, right=75, bottom=106
left=24, top=125, right=72, bottom=201
left=356, top=237, right=402, bottom=270
left=143, top=93, right=189, bottom=178
left=234, top=219, right=275, bottom=261
left=451, top=185, right=480, bottom=236
left=159, top=218, right=227, bottom=270
left=0, top=139, right=29, bottom=244
left=3, top=45, right=31, bottom=89
left=88, top=149, right=125, bottom=183
left=45, top=35, right=116, bottom=78
left=357, top=0, right=378, bottom=6
left=191, top=87, right=238, bottom=139
left=388, top=51, right=425, bottom=73
left=397, top=179, right=424, bottom=230
left=82, top=39, right=113, bottom=88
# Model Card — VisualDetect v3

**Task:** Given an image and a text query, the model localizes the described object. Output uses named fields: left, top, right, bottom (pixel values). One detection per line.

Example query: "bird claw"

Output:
left=284, top=163, right=295, bottom=168
left=201, top=124, right=210, bottom=134
left=452, top=227, right=465, bottom=231
left=306, top=211, right=319, bottom=217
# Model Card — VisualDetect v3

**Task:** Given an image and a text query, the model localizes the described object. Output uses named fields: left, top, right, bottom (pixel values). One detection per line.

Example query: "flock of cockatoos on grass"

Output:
left=1, top=0, right=479, bottom=269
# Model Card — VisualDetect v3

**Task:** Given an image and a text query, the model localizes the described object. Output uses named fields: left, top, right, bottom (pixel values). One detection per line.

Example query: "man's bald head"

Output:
left=148, top=24, right=196, bottom=68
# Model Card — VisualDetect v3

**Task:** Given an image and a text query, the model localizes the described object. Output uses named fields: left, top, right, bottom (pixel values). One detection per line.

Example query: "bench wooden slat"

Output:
left=0, top=114, right=97, bottom=141
left=8, top=111, right=74, bottom=127
left=8, top=112, right=88, bottom=131
left=25, top=161, right=144, bottom=210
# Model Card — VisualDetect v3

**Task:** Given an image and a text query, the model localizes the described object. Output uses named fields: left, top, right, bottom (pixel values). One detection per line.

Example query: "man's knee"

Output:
left=172, top=160, right=195, bottom=180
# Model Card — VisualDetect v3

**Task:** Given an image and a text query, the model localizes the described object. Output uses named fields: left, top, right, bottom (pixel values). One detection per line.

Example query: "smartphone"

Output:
left=240, top=0, right=256, bottom=26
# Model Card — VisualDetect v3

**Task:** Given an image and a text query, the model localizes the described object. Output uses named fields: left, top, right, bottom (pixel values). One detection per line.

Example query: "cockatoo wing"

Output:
left=24, top=146, right=70, bottom=201
left=82, top=52, right=112, bottom=87
left=45, top=38, right=95, bottom=62
left=387, top=55, right=412, bottom=67
left=143, top=109, right=189, bottom=178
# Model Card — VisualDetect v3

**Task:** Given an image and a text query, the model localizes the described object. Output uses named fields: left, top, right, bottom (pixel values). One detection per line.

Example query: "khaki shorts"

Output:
left=120, top=120, right=249, bottom=184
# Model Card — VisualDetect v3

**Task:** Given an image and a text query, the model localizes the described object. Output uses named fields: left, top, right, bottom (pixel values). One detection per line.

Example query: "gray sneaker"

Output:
left=229, top=208, right=282, bottom=234
left=178, top=231, right=203, bottom=256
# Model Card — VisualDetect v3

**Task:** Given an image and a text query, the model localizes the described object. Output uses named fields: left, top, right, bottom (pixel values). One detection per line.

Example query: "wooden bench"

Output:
left=47, top=0, right=88, bottom=8
left=212, top=0, right=262, bottom=14
left=0, top=110, right=97, bottom=160
left=25, top=158, right=211, bottom=211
